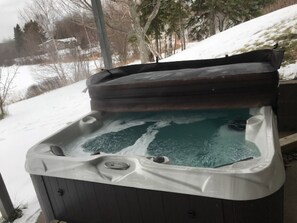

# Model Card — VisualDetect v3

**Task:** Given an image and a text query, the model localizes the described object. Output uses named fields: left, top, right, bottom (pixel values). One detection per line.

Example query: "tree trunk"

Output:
left=179, top=18, right=186, bottom=50
left=164, top=35, right=168, bottom=57
left=168, top=34, right=173, bottom=56
left=174, top=33, right=177, bottom=54
left=155, top=30, right=159, bottom=54
left=127, top=0, right=161, bottom=64
left=209, top=10, right=216, bottom=36
left=128, top=2, right=149, bottom=63
left=136, top=33, right=149, bottom=63
left=0, top=101, right=4, bottom=119
left=178, top=0, right=186, bottom=51
left=159, top=40, right=162, bottom=56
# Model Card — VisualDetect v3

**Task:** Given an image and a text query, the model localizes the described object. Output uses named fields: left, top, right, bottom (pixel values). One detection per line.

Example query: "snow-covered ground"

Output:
left=0, top=81, right=91, bottom=222
left=162, top=4, right=297, bottom=62
left=161, top=5, right=297, bottom=80
left=0, top=5, right=297, bottom=223
left=1, top=60, right=102, bottom=104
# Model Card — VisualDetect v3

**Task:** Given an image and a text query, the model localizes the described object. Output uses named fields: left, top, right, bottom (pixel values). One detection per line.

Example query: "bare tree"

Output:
left=124, top=0, right=162, bottom=63
left=21, top=0, right=72, bottom=84
left=104, top=1, right=132, bottom=64
left=59, top=0, right=162, bottom=63
left=0, top=67, right=18, bottom=119
left=19, top=1, right=93, bottom=90
left=22, top=0, right=60, bottom=40
left=57, top=0, right=132, bottom=64
left=56, top=1, right=97, bottom=47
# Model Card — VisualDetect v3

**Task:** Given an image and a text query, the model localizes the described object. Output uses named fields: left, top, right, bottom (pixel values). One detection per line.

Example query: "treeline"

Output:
left=0, top=0, right=286, bottom=66
left=13, top=21, right=46, bottom=56
left=0, top=19, right=97, bottom=66
left=262, top=0, right=297, bottom=13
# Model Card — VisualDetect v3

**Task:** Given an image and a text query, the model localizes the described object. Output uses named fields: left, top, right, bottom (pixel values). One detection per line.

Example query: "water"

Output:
left=68, top=109, right=261, bottom=168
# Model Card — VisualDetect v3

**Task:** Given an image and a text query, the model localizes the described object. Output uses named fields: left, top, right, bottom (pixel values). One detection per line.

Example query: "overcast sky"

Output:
left=0, top=0, right=29, bottom=42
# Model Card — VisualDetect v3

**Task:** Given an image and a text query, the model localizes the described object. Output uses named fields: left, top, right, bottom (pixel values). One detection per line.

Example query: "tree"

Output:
left=144, top=0, right=188, bottom=56
left=0, top=40, right=17, bottom=66
left=262, top=0, right=297, bottom=13
left=187, top=0, right=276, bottom=41
left=187, top=0, right=226, bottom=40
left=140, top=0, right=166, bottom=56
left=21, top=0, right=93, bottom=84
left=104, top=1, right=132, bottom=63
left=126, top=0, right=162, bottom=63
left=23, top=20, right=46, bottom=56
left=61, top=0, right=162, bottom=63
left=53, top=1, right=99, bottom=50
left=14, top=24, right=24, bottom=54
left=22, top=0, right=69, bottom=83
left=53, top=14, right=97, bottom=50
left=0, top=67, right=18, bottom=119
left=21, top=0, right=61, bottom=49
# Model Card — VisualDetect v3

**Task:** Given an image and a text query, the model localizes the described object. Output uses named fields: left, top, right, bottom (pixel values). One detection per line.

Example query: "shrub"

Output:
left=25, top=77, right=65, bottom=99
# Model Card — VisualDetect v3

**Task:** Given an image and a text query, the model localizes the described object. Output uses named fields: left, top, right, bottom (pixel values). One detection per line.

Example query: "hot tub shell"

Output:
left=26, top=49, right=285, bottom=223
left=26, top=107, right=285, bottom=223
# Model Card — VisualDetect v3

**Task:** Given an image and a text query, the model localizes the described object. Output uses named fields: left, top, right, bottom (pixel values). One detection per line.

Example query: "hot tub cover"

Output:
left=87, top=49, right=284, bottom=112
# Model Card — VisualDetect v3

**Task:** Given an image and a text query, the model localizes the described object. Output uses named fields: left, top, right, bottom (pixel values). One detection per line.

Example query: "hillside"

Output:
left=163, top=4, right=297, bottom=79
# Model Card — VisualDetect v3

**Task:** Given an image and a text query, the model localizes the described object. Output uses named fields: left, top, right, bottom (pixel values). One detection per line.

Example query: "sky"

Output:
left=0, top=0, right=29, bottom=42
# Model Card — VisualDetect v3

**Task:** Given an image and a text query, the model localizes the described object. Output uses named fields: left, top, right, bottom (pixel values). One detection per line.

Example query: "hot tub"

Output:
left=26, top=49, right=285, bottom=223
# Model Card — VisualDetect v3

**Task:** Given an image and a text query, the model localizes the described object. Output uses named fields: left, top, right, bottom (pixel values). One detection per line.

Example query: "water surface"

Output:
left=67, top=109, right=260, bottom=168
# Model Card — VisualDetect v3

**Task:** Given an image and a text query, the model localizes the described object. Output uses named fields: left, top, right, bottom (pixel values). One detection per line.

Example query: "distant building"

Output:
left=39, top=37, right=78, bottom=51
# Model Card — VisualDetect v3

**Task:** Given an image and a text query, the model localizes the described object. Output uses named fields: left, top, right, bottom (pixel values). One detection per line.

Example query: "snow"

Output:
left=0, top=5, right=297, bottom=223
left=55, top=37, right=77, bottom=43
left=279, top=63, right=297, bottom=80
left=2, top=60, right=102, bottom=103
left=0, top=81, right=90, bottom=222
left=162, top=4, right=297, bottom=79
left=163, top=4, right=297, bottom=62
left=41, top=37, right=77, bottom=45
left=4, top=65, right=39, bottom=102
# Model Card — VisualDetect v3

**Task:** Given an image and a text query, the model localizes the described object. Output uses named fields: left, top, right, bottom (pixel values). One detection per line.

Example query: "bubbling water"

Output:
left=66, top=109, right=261, bottom=168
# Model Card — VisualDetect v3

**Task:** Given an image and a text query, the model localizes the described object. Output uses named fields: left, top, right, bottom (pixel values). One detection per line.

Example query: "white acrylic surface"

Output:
left=25, top=106, right=285, bottom=200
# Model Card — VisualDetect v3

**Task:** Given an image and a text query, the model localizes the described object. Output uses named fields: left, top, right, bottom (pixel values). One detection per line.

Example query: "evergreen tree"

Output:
left=23, top=20, right=46, bottom=44
left=187, top=0, right=276, bottom=41
left=14, top=24, right=24, bottom=54
left=140, top=0, right=188, bottom=56
left=23, top=20, right=46, bottom=56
